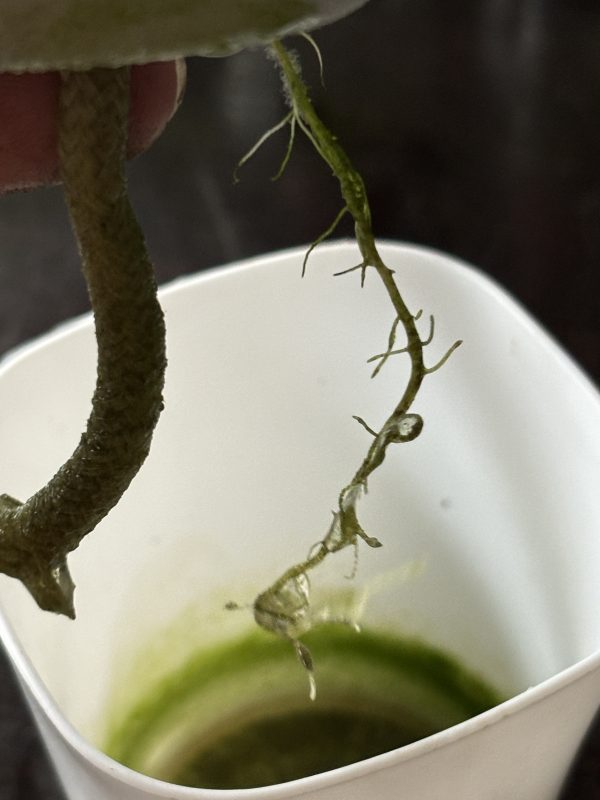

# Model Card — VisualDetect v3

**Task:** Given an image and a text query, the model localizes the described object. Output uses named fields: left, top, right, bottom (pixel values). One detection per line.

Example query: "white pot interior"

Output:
left=1, top=241, right=599, bottom=760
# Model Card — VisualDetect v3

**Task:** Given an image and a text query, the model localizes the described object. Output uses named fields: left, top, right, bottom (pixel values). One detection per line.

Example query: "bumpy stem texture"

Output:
left=0, top=68, right=166, bottom=617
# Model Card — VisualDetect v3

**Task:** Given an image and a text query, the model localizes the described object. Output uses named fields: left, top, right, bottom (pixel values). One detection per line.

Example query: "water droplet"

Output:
left=253, top=573, right=311, bottom=638
left=341, top=482, right=363, bottom=511
left=386, top=413, right=423, bottom=443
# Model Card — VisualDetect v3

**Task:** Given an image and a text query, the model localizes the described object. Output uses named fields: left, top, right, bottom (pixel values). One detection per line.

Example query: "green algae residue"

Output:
left=177, top=707, right=423, bottom=789
left=105, top=626, right=504, bottom=790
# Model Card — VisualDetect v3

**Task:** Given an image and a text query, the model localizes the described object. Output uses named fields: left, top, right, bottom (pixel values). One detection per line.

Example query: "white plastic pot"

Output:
left=0, top=241, right=599, bottom=799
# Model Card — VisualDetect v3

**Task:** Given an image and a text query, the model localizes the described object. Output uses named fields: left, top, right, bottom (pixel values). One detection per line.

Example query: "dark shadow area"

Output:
left=559, top=706, right=600, bottom=798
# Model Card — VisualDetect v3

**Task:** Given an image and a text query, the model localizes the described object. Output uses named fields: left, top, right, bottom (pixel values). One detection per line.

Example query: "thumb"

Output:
left=0, top=59, right=186, bottom=194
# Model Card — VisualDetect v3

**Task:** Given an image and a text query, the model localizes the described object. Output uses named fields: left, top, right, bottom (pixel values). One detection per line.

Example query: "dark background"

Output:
left=1, top=0, right=599, bottom=796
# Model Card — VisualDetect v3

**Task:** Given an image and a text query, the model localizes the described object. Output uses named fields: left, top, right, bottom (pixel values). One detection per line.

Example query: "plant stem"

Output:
left=0, top=68, right=166, bottom=617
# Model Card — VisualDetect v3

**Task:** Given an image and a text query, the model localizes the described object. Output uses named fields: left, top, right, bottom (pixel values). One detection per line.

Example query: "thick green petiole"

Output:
left=0, top=68, right=166, bottom=617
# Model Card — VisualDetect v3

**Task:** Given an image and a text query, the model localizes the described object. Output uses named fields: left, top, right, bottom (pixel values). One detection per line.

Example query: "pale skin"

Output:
left=0, top=59, right=185, bottom=192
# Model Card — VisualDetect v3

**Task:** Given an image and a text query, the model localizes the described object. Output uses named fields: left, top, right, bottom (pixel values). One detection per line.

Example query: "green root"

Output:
left=242, top=40, right=462, bottom=681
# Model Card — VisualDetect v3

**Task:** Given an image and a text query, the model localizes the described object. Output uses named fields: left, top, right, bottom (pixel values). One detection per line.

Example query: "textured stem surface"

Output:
left=0, top=68, right=166, bottom=617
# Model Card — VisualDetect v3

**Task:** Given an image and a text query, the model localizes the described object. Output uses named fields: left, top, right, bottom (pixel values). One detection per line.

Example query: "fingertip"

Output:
left=128, top=59, right=186, bottom=157
left=0, top=60, right=186, bottom=194
left=0, top=71, right=61, bottom=192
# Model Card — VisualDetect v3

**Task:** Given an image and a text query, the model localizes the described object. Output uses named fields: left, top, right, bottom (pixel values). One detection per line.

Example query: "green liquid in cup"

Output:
left=106, top=625, right=504, bottom=789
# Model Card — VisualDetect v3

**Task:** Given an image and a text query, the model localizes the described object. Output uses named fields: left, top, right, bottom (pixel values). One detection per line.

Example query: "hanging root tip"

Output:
left=294, top=639, right=317, bottom=701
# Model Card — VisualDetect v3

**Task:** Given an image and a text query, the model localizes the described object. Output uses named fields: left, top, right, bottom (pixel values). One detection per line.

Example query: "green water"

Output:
left=106, top=626, right=504, bottom=790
